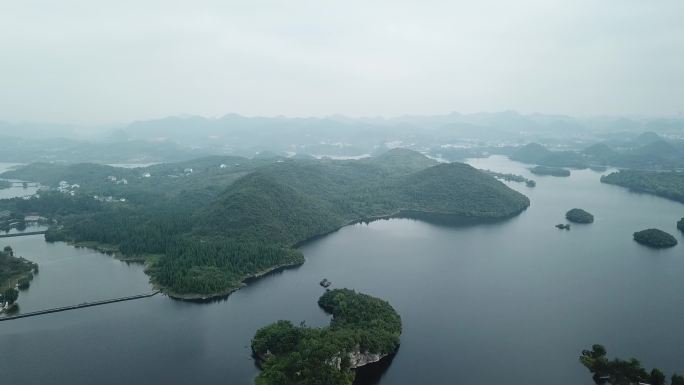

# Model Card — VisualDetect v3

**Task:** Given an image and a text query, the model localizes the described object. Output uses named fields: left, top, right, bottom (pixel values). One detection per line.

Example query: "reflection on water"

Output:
left=1, top=156, right=684, bottom=385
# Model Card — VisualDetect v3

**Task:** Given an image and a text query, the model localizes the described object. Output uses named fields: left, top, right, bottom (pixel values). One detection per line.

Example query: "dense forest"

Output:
left=601, top=170, right=684, bottom=204
left=0, top=246, right=38, bottom=303
left=633, top=229, right=678, bottom=249
left=530, top=166, right=571, bottom=177
left=0, top=149, right=529, bottom=297
left=481, top=170, right=536, bottom=187
left=580, top=344, right=684, bottom=385
left=566, top=208, right=594, bottom=224
left=251, top=289, right=402, bottom=385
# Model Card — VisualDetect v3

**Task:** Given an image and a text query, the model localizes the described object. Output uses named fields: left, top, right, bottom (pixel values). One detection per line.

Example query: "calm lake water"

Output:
left=0, top=163, right=39, bottom=200
left=1, top=156, right=683, bottom=385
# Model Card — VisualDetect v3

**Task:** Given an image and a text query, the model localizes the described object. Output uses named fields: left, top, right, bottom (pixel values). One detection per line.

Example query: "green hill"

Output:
left=252, top=289, right=402, bottom=385
left=510, top=143, right=587, bottom=168
left=601, top=170, right=684, bottom=204
left=2, top=149, right=530, bottom=298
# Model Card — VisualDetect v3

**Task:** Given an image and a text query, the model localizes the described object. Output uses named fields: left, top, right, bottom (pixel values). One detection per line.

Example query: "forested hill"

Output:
left=201, top=155, right=529, bottom=245
left=601, top=170, right=684, bottom=204
left=0, top=149, right=529, bottom=298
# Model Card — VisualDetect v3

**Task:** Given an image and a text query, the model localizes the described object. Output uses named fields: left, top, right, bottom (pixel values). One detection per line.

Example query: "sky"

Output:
left=0, top=0, right=683, bottom=124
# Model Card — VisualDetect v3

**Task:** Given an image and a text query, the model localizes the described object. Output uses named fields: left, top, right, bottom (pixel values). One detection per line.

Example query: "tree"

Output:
left=672, top=374, right=684, bottom=385
left=591, top=344, right=606, bottom=358
left=650, top=368, right=666, bottom=385
left=3, top=246, right=13, bottom=256
left=3, top=288, right=18, bottom=304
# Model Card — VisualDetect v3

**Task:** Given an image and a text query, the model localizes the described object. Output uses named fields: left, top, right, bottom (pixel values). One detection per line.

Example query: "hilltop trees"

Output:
left=580, top=345, right=682, bottom=385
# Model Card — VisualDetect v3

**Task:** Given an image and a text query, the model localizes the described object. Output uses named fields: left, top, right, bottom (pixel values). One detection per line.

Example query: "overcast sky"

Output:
left=1, top=0, right=682, bottom=124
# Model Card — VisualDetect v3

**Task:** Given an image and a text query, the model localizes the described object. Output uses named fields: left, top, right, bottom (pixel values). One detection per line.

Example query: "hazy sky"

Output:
left=1, top=0, right=683, bottom=124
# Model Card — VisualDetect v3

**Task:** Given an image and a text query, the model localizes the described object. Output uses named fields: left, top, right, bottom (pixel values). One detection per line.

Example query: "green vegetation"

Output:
left=601, top=170, right=684, bottom=204
left=580, top=344, right=682, bottom=385
left=1, top=149, right=529, bottom=298
left=0, top=211, right=27, bottom=233
left=566, top=208, right=594, bottom=224
left=252, top=289, right=401, bottom=385
left=481, top=170, right=535, bottom=187
left=511, top=136, right=684, bottom=170
left=0, top=246, right=37, bottom=300
left=2, top=287, right=18, bottom=305
left=633, top=229, right=678, bottom=249
left=511, top=143, right=588, bottom=168
left=530, top=166, right=571, bottom=177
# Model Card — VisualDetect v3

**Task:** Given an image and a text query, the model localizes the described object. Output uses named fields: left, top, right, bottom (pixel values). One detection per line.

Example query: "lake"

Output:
left=1, top=156, right=683, bottom=385
left=0, top=163, right=39, bottom=200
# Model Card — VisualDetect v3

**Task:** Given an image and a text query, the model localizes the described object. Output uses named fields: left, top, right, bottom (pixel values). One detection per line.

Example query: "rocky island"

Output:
left=251, top=289, right=402, bottom=385
left=530, top=166, right=571, bottom=177
left=566, top=208, right=594, bottom=224
left=678, top=217, right=683, bottom=233
left=633, top=228, right=678, bottom=249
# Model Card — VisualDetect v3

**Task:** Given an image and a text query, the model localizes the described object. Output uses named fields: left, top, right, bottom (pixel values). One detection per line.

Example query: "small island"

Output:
left=252, top=289, right=402, bottom=385
left=678, top=217, right=683, bottom=232
left=633, top=228, right=678, bottom=249
left=556, top=223, right=570, bottom=230
left=566, top=208, right=594, bottom=224
left=530, top=166, right=571, bottom=177
left=580, top=344, right=684, bottom=385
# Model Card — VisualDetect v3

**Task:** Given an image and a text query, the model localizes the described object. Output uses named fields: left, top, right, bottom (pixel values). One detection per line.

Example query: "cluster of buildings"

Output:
left=92, top=195, right=126, bottom=203
left=57, top=181, right=80, bottom=196
left=106, top=176, right=129, bottom=185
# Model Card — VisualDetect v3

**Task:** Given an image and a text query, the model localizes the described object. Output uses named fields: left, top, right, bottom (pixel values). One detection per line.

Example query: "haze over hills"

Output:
left=1, top=112, right=684, bottom=164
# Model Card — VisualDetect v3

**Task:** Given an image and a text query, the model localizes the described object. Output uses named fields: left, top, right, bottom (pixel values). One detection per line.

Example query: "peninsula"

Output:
left=0, top=149, right=530, bottom=299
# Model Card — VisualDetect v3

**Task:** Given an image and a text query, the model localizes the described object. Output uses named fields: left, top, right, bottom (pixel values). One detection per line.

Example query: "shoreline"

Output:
left=42, top=205, right=529, bottom=301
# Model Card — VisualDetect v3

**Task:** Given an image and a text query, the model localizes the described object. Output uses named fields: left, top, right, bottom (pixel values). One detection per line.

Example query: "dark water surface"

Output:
left=1, top=156, right=683, bottom=385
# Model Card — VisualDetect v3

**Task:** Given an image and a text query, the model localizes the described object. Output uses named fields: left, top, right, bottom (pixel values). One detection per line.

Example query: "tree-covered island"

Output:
left=580, top=344, right=684, bottom=385
left=566, top=208, right=594, bottom=224
left=633, top=229, right=678, bottom=249
left=0, top=149, right=530, bottom=299
left=252, top=289, right=401, bottom=385
left=530, top=165, right=571, bottom=177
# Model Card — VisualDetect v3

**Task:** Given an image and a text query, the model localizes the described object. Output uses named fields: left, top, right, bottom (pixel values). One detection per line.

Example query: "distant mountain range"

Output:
left=1, top=112, right=683, bottom=164
left=511, top=132, right=684, bottom=170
